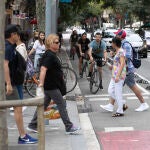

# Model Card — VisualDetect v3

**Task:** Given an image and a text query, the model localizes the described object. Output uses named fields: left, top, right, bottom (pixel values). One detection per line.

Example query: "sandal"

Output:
left=123, top=104, right=128, bottom=111
left=112, top=113, right=124, bottom=117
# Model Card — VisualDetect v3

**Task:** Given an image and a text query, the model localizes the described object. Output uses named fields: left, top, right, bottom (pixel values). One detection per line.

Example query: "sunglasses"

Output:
left=53, top=41, right=60, bottom=44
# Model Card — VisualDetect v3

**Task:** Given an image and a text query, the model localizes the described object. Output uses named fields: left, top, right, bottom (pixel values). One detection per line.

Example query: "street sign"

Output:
left=59, top=0, right=72, bottom=3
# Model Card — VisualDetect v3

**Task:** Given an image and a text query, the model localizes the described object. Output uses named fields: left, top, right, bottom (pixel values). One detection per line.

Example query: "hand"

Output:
left=6, top=84, right=13, bottom=95
left=90, top=56, right=93, bottom=62
left=115, top=76, right=120, bottom=83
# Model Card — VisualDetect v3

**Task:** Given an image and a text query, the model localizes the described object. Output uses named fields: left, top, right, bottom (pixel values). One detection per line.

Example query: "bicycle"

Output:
left=80, top=55, right=90, bottom=79
left=89, top=58, right=106, bottom=94
left=70, top=43, right=78, bottom=60
left=24, top=59, right=77, bottom=97
left=62, top=65, right=77, bottom=93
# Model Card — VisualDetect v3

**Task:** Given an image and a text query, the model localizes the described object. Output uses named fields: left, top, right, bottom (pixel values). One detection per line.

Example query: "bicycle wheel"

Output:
left=90, top=70, right=100, bottom=94
left=24, top=73, right=39, bottom=97
left=62, top=66, right=77, bottom=93
left=82, top=61, right=89, bottom=78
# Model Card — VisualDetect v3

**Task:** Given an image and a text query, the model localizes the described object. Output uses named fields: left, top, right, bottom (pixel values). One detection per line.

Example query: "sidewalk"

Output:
left=7, top=41, right=88, bottom=150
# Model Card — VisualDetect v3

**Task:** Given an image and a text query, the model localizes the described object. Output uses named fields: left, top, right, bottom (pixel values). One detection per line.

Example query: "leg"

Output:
left=28, top=93, right=51, bottom=129
left=14, top=107, right=26, bottom=137
left=100, top=79, right=115, bottom=112
left=125, top=72, right=149, bottom=111
left=45, top=89, right=73, bottom=131
left=34, top=54, right=40, bottom=70
left=114, top=80, right=124, bottom=114
left=79, top=57, right=83, bottom=76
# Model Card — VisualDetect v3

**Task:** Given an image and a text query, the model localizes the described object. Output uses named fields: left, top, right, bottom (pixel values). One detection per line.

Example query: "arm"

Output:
left=28, top=47, right=35, bottom=56
left=103, top=50, right=107, bottom=61
left=88, top=47, right=93, bottom=61
left=115, top=55, right=125, bottom=82
left=38, top=66, right=47, bottom=87
left=4, top=60, right=13, bottom=95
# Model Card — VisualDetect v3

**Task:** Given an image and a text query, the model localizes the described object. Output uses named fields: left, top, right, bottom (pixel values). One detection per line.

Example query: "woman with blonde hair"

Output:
left=28, top=34, right=80, bottom=134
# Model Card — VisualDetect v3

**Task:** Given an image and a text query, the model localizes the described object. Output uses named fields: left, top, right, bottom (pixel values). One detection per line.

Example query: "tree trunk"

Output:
left=0, top=0, right=8, bottom=150
left=36, top=0, right=46, bottom=31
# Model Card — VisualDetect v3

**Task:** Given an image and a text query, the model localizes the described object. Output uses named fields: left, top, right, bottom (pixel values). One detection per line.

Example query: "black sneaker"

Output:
left=99, top=84, right=103, bottom=89
left=100, top=80, right=103, bottom=89
left=27, top=126, right=38, bottom=133
left=79, top=73, right=83, bottom=78
left=66, top=126, right=81, bottom=135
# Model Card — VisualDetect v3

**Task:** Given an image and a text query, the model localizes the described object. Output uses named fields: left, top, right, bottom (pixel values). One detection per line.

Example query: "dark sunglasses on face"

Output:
left=53, top=41, right=60, bottom=44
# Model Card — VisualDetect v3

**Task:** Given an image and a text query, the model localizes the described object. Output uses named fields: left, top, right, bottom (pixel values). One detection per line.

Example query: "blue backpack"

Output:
left=122, top=41, right=141, bottom=69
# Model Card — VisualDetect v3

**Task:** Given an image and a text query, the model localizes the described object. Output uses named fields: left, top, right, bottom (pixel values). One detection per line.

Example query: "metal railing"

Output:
left=0, top=97, right=45, bottom=150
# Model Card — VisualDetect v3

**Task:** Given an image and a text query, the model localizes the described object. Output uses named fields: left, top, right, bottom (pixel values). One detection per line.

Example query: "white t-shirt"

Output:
left=33, top=40, right=45, bottom=54
left=16, top=43, right=28, bottom=61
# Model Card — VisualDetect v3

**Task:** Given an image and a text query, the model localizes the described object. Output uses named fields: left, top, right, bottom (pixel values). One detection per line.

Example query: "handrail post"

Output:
left=37, top=105, right=45, bottom=150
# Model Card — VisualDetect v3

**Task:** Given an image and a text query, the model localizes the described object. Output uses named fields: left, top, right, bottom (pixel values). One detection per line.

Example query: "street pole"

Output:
left=0, top=0, right=8, bottom=150
left=45, top=0, right=58, bottom=36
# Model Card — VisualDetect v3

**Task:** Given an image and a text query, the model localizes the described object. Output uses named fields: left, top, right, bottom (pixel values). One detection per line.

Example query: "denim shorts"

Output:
left=125, top=72, right=135, bottom=87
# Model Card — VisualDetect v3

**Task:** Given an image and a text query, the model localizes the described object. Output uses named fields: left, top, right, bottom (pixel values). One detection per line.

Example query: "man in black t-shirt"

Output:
left=28, top=34, right=80, bottom=134
left=5, top=24, right=37, bottom=144
left=77, top=32, right=90, bottom=77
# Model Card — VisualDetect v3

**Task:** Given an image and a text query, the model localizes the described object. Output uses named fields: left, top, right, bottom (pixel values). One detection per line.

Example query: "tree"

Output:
left=0, top=1, right=8, bottom=150
left=36, top=0, right=45, bottom=31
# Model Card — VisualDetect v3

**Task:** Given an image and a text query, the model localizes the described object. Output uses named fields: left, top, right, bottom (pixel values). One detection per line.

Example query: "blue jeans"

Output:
left=16, top=85, right=23, bottom=100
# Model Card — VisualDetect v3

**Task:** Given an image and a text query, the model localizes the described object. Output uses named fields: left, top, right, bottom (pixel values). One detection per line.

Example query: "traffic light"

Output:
left=59, top=0, right=72, bottom=2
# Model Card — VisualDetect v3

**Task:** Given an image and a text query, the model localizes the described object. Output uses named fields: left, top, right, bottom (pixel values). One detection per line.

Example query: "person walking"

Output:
left=100, top=30, right=149, bottom=112
left=28, top=31, right=45, bottom=71
left=88, top=32, right=107, bottom=89
left=27, top=34, right=80, bottom=134
left=108, top=37, right=126, bottom=117
left=4, top=24, right=38, bottom=144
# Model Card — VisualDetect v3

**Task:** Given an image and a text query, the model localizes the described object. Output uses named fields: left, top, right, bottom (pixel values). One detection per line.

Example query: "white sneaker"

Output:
left=100, top=104, right=114, bottom=112
left=135, top=103, right=149, bottom=112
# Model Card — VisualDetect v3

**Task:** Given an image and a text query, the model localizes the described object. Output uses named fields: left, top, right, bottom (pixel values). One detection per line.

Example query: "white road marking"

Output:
left=84, top=92, right=150, bottom=98
left=105, top=127, right=134, bottom=132
left=89, top=97, right=109, bottom=101
left=127, top=96, right=149, bottom=100
left=79, top=113, right=101, bottom=150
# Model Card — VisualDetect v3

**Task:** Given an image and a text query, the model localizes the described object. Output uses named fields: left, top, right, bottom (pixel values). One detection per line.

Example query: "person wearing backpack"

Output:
left=4, top=24, right=38, bottom=144
left=100, top=30, right=149, bottom=112
left=15, top=31, right=28, bottom=100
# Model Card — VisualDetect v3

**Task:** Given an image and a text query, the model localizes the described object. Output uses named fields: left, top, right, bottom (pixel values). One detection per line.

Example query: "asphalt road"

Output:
left=63, top=32, right=150, bottom=150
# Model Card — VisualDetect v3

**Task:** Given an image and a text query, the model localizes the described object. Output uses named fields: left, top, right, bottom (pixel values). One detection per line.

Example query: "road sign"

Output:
left=59, top=0, right=72, bottom=3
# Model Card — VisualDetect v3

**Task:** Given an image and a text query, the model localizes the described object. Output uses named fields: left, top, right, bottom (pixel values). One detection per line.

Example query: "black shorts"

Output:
left=92, top=53, right=103, bottom=67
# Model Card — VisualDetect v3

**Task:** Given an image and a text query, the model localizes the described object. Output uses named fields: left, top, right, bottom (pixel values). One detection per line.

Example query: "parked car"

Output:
left=102, top=29, right=117, bottom=52
left=126, top=34, right=148, bottom=58
left=145, top=31, right=150, bottom=51
left=91, top=29, right=102, bottom=41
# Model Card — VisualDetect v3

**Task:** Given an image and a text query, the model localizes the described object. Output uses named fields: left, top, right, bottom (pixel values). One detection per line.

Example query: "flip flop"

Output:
left=123, top=104, right=128, bottom=111
left=112, top=113, right=124, bottom=117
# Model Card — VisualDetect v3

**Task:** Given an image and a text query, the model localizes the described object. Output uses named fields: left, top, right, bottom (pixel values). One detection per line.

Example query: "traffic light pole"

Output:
left=45, top=0, right=58, bottom=36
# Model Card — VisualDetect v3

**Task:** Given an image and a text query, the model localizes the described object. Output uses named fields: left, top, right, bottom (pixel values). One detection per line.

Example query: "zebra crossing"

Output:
left=84, top=92, right=150, bottom=102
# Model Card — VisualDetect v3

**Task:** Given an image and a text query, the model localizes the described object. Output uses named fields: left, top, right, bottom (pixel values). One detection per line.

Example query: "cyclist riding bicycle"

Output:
left=77, top=32, right=90, bottom=78
left=88, top=32, right=107, bottom=89
left=69, top=30, right=79, bottom=58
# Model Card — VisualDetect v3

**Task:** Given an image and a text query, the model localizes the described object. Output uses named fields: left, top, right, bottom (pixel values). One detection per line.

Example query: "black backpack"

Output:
left=122, top=41, right=141, bottom=69
left=11, top=51, right=27, bottom=85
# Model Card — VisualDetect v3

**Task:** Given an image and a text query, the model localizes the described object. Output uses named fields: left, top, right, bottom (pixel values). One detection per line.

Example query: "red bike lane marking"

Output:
left=97, top=130, right=150, bottom=150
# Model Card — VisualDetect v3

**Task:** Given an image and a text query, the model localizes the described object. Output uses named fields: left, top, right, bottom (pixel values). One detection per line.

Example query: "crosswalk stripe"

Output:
left=84, top=92, right=150, bottom=98
left=105, top=127, right=134, bottom=132
left=127, top=96, right=149, bottom=100
left=89, top=97, right=109, bottom=101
